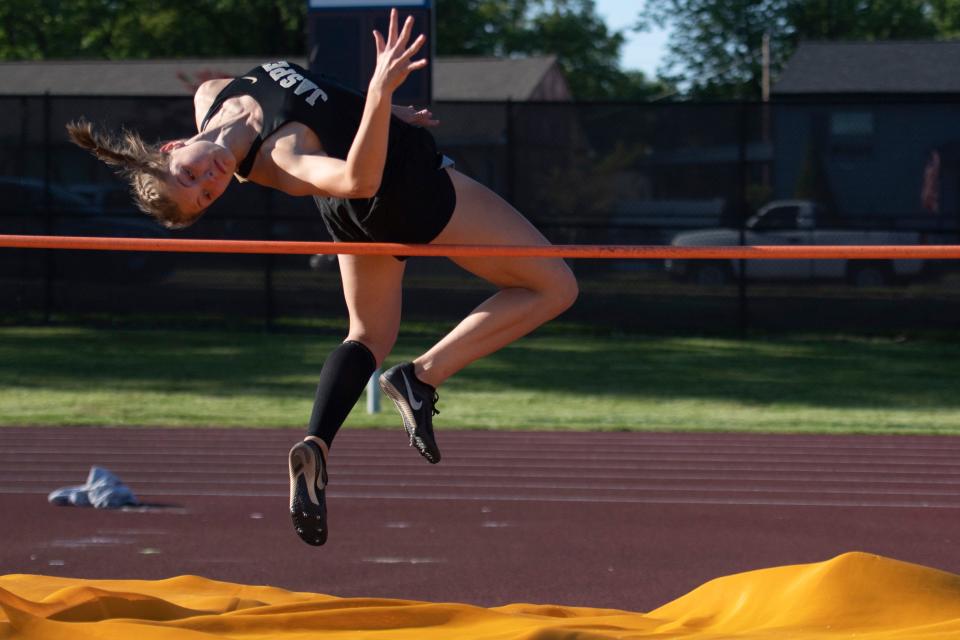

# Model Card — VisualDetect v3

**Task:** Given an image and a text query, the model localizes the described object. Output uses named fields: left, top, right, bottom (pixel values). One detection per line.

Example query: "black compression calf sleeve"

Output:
left=307, top=340, right=377, bottom=448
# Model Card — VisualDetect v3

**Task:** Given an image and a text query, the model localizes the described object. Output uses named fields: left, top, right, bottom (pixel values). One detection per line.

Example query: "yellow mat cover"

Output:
left=3, top=552, right=960, bottom=639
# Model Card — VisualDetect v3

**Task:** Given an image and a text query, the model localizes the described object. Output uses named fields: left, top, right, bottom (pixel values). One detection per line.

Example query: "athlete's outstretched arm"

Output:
left=269, top=9, right=426, bottom=199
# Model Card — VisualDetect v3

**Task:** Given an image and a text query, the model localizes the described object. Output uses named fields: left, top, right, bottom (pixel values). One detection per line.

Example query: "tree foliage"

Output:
left=434, top=0, right=532, bottom=55
left=0, top=0, right=667, bottom=100
left=436, top=0, right=669, bottom=99
left=639, top=0, right=949, bottom=99
left=0, top=0, right=306, bottom=59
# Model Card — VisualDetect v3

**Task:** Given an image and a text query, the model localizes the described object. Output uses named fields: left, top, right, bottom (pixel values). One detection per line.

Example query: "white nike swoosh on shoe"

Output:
left=291, top=443, right=323, bottom=506
left=242, top=76, right=258, bottom=83
left=401, top=371, right=424, bottom=410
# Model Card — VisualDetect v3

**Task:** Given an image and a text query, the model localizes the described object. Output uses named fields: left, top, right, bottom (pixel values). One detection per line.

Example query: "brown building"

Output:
left=0, top=56, right=571, bottom=101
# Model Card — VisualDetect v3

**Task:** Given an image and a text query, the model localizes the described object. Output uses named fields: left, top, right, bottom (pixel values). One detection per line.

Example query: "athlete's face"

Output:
left=161, top=139, right=236, bottom=220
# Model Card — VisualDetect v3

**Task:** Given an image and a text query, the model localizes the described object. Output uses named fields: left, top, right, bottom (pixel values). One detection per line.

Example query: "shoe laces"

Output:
left=431, top=392, right=440, bottom=417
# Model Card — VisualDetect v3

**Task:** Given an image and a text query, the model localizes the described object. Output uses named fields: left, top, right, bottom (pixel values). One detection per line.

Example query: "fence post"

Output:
left=736, top=100, right=750, bottom=338
left=366, top=369, right=381, bottom=414
left=505, top=99, right=515, bottom=204
left=16, top=97, right=29, bottom=318
left=42, top=91, right=54, bottom=324
left=264, top=191, right=276, bottom=331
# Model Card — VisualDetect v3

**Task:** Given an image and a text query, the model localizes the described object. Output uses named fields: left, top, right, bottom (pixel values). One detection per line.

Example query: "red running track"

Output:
left=1, top=427, right=959, bottom=611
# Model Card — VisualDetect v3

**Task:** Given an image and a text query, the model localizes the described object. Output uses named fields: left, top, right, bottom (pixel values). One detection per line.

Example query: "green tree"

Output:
left=638, top=0, right=940, bottom=100
left=919, top=0, right=960, bottom=36
left=612, top=70, right=673, bottom=101
left=786, top=0, right=936, bottom=40
left=437, top=0, right=671, bottom=99
left=0, top=0, right=103, bottom=59
left=435, top=0, right=532, bottom=55
left=528, top=0, right=628, bottom=98
left=0, top=0, right=306, bottom=60
left=0, top=0, right=666, bottom=99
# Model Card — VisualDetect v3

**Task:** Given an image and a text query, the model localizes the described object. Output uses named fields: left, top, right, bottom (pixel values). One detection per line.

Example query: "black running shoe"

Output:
left=288, top=438, right=328, bottom=546
left=379, top=362, right=442, bottom=464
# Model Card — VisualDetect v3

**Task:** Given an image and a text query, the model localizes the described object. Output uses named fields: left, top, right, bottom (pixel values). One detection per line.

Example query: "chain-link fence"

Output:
left=2, top=95, right=958, bottom=335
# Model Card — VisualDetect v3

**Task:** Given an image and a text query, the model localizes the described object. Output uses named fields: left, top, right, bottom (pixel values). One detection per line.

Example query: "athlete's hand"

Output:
left=370, top=9, right=427, bottom=95
left=392, top=104, right=439, bottom=127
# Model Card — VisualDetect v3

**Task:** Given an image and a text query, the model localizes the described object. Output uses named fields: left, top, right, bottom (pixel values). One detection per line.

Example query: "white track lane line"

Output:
left=0, top=464, right=960, bottom=486
left=3, top=432, right=960, bottom=454
left=6, top=475, right=960, bottom=499
left=3, top=448, right=959, bottom=468
left=4, top=459, right=960, bottom=478
left=3, top=436, right=960, bottom=456
left=5, top=486, right=960, bottom=509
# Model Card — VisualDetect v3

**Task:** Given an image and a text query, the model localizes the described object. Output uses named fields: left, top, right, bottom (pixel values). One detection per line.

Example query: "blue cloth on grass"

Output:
left=48, top=466, right=140, bottom=508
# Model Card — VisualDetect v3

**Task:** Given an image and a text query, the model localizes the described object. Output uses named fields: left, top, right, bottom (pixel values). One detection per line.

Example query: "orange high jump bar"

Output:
left=0, top=234, right=959, bottom=260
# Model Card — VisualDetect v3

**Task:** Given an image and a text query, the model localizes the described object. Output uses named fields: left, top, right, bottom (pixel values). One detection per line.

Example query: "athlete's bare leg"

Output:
left=412, top=168, right=578, bottom=387
left=338, top=253, right=406, bottom=365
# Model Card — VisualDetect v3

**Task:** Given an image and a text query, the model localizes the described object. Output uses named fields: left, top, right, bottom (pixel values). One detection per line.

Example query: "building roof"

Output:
left=0, top=58, right=305, bottom=96
left=0, top=55, right=570, bottom=101
left=774, top=41, right=960, bottom=95
left=432, top=55, right=568, bottom=101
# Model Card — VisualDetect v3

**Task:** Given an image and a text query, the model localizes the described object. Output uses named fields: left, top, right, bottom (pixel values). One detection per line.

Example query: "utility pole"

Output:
left=761, top=32, right=771, bottom=102
left=761, top=31, right=771, bottom=188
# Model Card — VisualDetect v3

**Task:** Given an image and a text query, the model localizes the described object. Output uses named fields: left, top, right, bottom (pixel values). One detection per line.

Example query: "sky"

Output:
left=593, top=0, right=669, bottom=77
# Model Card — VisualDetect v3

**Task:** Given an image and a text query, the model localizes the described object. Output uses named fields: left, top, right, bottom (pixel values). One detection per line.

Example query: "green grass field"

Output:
left=1, top=325, right=958, bottom=434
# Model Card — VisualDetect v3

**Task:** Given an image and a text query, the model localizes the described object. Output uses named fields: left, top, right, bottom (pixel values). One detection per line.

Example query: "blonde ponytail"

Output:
left=65, top=119, right=193, bottom=229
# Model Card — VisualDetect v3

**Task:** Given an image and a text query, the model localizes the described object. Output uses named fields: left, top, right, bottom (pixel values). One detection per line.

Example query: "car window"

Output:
left=753, top=206, right=800, bottom=230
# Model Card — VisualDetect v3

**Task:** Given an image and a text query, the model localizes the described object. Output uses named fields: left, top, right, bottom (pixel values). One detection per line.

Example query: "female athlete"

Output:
left=67, top=9, right=578, bottom=546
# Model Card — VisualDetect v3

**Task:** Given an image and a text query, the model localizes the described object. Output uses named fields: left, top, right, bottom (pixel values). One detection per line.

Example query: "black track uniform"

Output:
left=200, top=61, right=456, bottom=249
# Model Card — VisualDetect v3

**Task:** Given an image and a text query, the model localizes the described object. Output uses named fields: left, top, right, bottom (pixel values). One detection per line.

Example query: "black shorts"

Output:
left=313, top=127, right=457, bottom=259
